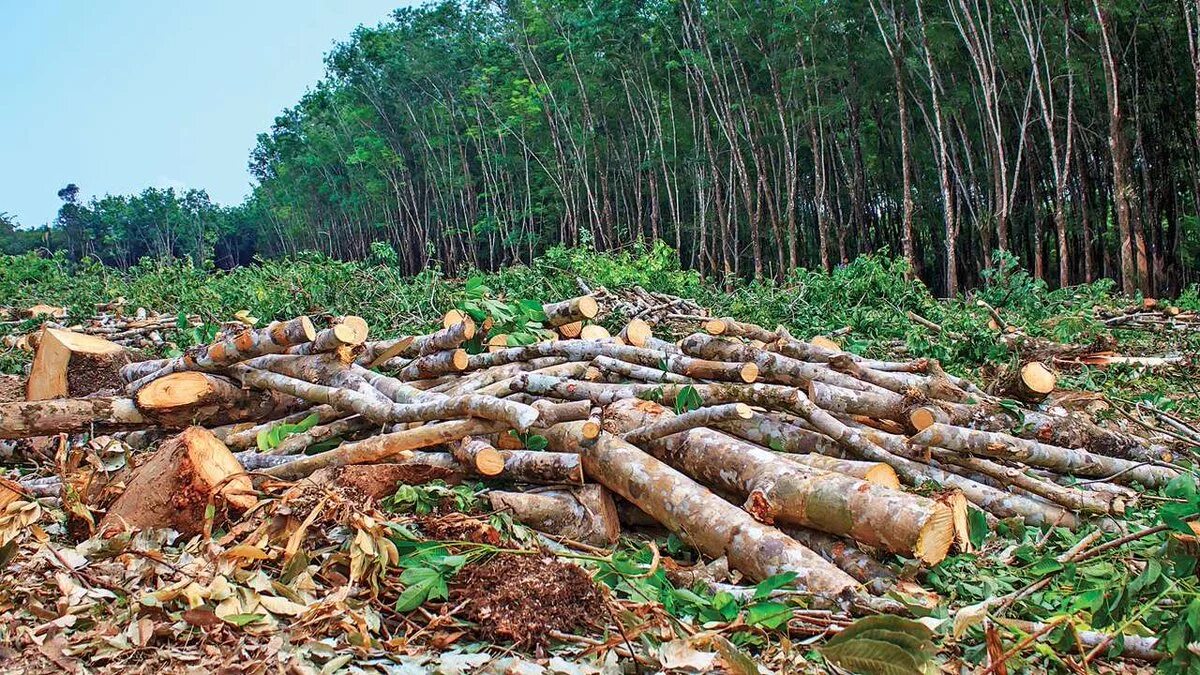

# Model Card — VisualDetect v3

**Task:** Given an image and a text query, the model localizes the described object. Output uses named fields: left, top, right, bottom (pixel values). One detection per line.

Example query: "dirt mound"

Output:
left=0, top=375, right=23, bottom=402
left=453, top=553, right=604, bottom=649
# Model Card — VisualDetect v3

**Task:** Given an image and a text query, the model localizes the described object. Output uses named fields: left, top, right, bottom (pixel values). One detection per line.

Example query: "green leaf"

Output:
left=395, top=567, right=441, bottom=611
left=745, top=601, right=791, bottom=629
left=524, top=434, right=549, bottom=451
left=222, top=613, right=265, bottom=627
left=825, top=615, right=934, bottom=647
left=674, top=385, right=703, bottom=414
left=753, top=572, right=797, bottom=600
left=967, top=507, right=989, bottom=549
left=820, top=638, right=924, bottom=675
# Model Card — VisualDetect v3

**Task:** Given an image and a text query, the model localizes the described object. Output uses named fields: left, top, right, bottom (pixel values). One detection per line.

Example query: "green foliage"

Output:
left=255, top=414, right=321, bottom=452
left=819, top=615, right=936, bottom=675
left=382, top=481, right=482, bottom=515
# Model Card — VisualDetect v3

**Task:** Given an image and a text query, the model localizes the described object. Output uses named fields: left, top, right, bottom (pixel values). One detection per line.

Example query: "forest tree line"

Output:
left=6, top=0, right=1200, bottom=296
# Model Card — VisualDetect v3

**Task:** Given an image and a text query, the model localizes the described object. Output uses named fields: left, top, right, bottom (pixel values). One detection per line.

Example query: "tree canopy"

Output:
left=7, top=0, right=1200, bottom=295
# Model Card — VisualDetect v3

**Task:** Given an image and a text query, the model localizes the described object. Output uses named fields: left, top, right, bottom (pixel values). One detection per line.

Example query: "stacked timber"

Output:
left=0, top=295, right=1180, bottom=610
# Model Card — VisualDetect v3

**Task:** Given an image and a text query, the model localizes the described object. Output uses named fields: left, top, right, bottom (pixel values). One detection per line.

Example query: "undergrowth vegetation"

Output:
left=3, top=245, right=1200, bottom=670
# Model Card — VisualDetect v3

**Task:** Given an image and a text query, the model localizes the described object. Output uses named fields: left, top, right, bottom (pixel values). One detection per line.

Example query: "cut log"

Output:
left=0, top=397, right=145, bottom=439
left=1001, top=362, right=1056, bottom=403
left=470, top=340, right=758, bottom=383
left=703, top=317, right=779, bottom=343
left=909, top=423, right=1176, bottom=488
left=679, top=334, right=879, bottom=392
left=98, top=427, right=255, bottom=537
left=488, top=485, right=619, bottom=546
left=606, top=399, right=955, bottom=564
left=396, top=349, right=469, bottom=380
left=622, top=403, right=753, bottom=446
left=782, top=454, right=901, bottom=489
left=618, top=319, right=653, bottom=347
left=846, top=422, right=1081, bottom=528
left=590, top=355, right=694, bottom=384
left=781, top=526, right=933, bottom=603
left=262, top=418, right=509, bottom=481
left=27, top=328, right=130, bottom=400
left=487, top=334, right=509, bottom=353
left=541, top=421, right=859, bottom=593
left=287, top=316, right=369, bottom=356
left=579, top=324, right=610, bottom=340
left=542, top=295, right=600, bottom=327
left=120, top=316, right=317, bottom=391
left=557, top=321, right=584, bottom=339
left=926, top=446, right=1123, bottom=515
left=134, top=371, right=299, bottom=428
left=453, top=436, right=506, bottom=476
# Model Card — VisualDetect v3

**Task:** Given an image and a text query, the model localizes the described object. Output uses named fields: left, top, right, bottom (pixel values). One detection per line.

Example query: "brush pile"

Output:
left=0, top=293, right=1185, bottom=669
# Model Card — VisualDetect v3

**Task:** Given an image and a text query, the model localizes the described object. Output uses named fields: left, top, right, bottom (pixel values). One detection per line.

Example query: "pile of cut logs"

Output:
left=1, top=300, right=202, bottom=352
left=0, top=294, right=1179, bottom=609
left=1098, top=297, right=1198, bottom=332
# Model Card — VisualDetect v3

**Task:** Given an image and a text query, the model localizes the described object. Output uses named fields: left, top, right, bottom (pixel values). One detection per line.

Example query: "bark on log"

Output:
left=906, top=399, right=1164, bottom=463
left=781, top=526, right=931, bottom=602
left=541, top=421, right=859, bottom=593
left=211, top=405, right=342, bottom=450
left=269, top=415, right=376, bottom=456
left=98, top=427, right=255, bottom=537
left=262, top=418, right=509, bottom=480
left=0, top=397, right=146, bottom=439
left=926, top=447, right=1123, bottom=515
left=604, top=399, right=955, bottom=564
left=781, top=454, right=901, bottom=490
left=27, top=328, right=130, bottom=400
left=134, top=371, right=300, bottom=428
left=845, top=423, right=1080, bottom=528
left=590, top=355, right=695, bottom=384
left=542, top=295, right=599, bottom=327
left=396, top=349, right=469, bottom=380
left=680, top=334, right=880, bottom=393
left=120, top=316, right=316, bottom=389
left=909, top=424, right=1176, bottom=488
left=488, top=485, right=619, bottom=546
left=287, top=316, right=369, bottom=357
left=453, top=436, right=506, bottom=476
left=468, top=341, right=758, bottom=383
left=622, top=403, right=753, bottom=445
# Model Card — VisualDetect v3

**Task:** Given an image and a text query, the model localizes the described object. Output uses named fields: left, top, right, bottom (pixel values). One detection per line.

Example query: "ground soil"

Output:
left=452, top=553, right=605, bottom=650
left=0, top=374, right=23, bottom=402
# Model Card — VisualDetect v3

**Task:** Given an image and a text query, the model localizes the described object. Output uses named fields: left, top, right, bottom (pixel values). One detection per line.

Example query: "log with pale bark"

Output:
left=488, top=485, right=619, bottom=546
left=909, top=423, right=1176, bottom=488
left=542, top=295, right=600, bottom=327
left=603, top=399, right=955, bottom=564
left=541, top=421, right=861, bottom=594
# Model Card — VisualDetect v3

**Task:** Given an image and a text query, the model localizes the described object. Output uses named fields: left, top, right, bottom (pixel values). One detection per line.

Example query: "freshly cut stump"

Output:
left=1007, top=361, right=1057, bottom=402
left=27, top=328, right=130, bottom=400
left=98, top=427, right=255, bottom=537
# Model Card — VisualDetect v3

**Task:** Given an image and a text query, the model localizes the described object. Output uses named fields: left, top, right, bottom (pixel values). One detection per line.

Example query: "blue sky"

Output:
left=0, top=1, right=414, bottom=227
